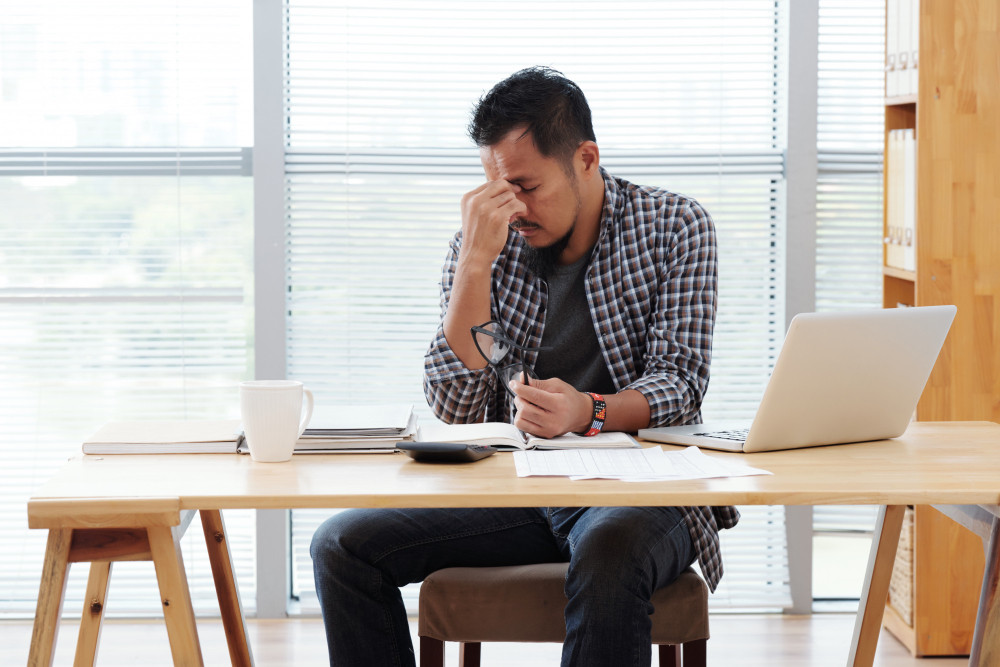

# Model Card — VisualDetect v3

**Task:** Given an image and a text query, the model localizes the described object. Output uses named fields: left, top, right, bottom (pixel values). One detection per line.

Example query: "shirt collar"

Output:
left=597, top=166, right=622, bottom=237
left=582, top=166, right=622, bottom=259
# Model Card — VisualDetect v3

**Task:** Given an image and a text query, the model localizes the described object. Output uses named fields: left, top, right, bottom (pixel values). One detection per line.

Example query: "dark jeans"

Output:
left=310, top=506, right=696, bottom=667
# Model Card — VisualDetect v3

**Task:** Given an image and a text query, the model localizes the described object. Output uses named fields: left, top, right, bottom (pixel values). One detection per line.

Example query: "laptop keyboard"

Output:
left=693, top=428, right=749, bottom=442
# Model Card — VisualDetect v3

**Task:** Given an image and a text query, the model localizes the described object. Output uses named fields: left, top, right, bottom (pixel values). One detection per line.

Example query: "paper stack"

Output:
left=294, top=403, right=417, bottom=453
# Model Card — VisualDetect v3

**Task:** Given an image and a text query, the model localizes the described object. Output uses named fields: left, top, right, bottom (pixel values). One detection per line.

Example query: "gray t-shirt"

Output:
left=533, top=256, right=616, bottom=395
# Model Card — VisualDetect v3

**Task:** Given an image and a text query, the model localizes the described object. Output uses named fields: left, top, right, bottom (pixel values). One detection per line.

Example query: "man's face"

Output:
left=479, top=128, right=582, bottom=253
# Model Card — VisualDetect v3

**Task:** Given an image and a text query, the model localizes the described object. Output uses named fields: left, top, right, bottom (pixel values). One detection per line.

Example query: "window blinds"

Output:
left=0, top=1, right=256, bottom=616
left=810, top=0, right=886, bottom=542
left=815, top=0, right=885, bottom=312
left=285, top=0, right=790, bottom=611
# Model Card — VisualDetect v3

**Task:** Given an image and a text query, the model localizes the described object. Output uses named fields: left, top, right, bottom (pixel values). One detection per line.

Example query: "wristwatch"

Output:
left=582, top=392, right=606, bottom=436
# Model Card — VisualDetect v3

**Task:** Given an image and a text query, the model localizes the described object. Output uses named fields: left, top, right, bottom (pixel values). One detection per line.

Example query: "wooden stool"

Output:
left=418, top=563, right=708, bottom=667
left=27, top=503, right=252, bottom=667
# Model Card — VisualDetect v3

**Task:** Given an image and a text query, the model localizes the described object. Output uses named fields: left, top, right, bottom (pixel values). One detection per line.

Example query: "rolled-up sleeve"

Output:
left=624, top=201, right=717, bottom=427
left=422, top=234, right=495, bottom=424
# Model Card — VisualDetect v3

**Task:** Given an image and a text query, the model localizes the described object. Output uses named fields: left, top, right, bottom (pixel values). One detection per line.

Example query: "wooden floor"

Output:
left=1, top=613, right=970, bottom=666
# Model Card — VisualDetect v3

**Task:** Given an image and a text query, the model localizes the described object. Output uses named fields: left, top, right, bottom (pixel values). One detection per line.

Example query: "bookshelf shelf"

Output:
left=881, top=266, right=915, bottom=282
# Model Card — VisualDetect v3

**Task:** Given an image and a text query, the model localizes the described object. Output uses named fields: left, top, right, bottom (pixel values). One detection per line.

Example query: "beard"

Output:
left=516, top=221, right=574, bottom=279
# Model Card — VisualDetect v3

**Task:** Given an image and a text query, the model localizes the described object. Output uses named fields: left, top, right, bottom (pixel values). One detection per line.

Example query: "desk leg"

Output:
left=74, top=561, right=112, bottom=667
left=28, top=528, right=73, bottom=667
left=200, top=509, right=254, bottom=667
left=847, top=504, right=905, bottom=667
left=970, top=515, right=1000, bottom=666
left=148, top=525, right=204, bottom=666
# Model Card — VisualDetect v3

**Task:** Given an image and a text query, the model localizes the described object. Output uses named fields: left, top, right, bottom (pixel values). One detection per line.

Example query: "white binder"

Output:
left=902, top=129, right=917, bottom=272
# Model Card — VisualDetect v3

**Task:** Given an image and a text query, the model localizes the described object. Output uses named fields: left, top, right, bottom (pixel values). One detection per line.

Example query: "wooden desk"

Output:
left=26, top=421, right=1000, bottom=666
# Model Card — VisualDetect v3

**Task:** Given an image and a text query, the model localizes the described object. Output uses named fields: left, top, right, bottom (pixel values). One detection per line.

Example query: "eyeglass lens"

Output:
left=473, top=321, right=510, bottom=364
left=499, top=362, right=537, bottom=390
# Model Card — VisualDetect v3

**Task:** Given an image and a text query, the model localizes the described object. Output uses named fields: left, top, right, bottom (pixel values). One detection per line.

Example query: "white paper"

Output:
left=513, top=447, right=664, bottom=477
left=513, top=446, right=771, bottom=482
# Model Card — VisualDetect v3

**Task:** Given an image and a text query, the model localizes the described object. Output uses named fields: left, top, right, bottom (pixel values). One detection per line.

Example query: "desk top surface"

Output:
left=27, top=422, right=1000, bottom=522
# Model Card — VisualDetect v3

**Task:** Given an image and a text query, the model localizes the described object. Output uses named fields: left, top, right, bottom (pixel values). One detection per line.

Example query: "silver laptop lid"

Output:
left=742, top=305, right=956, bottom=452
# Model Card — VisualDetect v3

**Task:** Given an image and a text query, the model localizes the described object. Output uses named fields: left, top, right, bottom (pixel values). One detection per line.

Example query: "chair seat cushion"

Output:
left=418, top=563, right=709, bottom=645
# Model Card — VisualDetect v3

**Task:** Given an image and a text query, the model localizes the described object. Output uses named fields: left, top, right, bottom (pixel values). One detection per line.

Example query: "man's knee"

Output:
left=567, top=526, right=647, bottom=596
left=565, top=508, right=691, bottom=597
left=310, top=509, right=374, bottom=568
left=571, top=512, right=651, bottom=566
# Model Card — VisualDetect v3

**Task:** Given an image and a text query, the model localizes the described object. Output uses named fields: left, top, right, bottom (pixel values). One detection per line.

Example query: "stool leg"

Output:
left=683, top=638, right=707, bottom=667
left=148, top=525, right=204, bottom=666
left=459, top=642, right=481, bottom=667
left=419, top=637, right=445, bottom=667
left=659, top=643, right=681, bottom=667
left=29, top=528, right=72, bottom=667
left=200, top=509, right=253, bottom=667
left=75, top=561, right=113, bottom=667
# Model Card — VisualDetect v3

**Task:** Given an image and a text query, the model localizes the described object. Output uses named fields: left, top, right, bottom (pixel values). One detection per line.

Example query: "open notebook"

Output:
left=639, top=305, right=956, bottom=453
left=417, top=421, right=638, bottom=451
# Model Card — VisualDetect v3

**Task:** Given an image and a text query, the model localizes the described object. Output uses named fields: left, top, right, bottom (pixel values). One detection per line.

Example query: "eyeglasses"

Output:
left=470, top=320, right=550, bottom=397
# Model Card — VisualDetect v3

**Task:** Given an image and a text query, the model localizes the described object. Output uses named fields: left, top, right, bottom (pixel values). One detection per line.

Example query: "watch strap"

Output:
left=583, top=392, right=606, bottom=436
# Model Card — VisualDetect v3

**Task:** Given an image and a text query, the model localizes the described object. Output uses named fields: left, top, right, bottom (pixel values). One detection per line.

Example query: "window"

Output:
left=813, top=0, right=886, bottom=603
left=0, top=0, right=256, bottom=615
left=282, top=0, right=791, bottom=612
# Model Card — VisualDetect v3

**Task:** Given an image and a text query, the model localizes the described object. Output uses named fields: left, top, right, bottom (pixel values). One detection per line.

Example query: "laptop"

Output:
left=638, top=305, right=957, bottom=453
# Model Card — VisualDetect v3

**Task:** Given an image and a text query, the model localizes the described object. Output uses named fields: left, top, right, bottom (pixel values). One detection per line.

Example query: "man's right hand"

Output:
left=459, top=180, right=527, bottom=265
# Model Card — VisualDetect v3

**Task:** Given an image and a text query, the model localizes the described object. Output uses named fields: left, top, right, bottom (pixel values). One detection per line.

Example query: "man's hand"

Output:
left=459, top=180, right=527, bottom=265
left=508, top=376, right=594, bottom=439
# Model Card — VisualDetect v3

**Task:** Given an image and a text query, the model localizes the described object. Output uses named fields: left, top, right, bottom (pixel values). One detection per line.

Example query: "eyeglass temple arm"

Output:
left=506, top=341, right=552, bottom=353
left=469, top=325, right=552, bottom=353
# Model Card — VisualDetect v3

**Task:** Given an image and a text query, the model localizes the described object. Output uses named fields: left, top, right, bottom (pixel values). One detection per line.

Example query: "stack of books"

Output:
left=292, top=403, right=417, bottom=453
left=83, top=405, right=417, bottom=456
left=82, top=419, right=244, bottom=454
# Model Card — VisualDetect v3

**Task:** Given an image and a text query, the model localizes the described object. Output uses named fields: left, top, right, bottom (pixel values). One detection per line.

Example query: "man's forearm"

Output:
left=514, top=380, right=652, bottom=438
left=601, top=389, right=652, bottom=432
left=442, top=256, right=493, bottom=370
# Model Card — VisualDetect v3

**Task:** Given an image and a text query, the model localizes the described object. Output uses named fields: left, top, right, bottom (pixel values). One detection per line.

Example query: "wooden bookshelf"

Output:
left=881, top=0, right=999, bottom=656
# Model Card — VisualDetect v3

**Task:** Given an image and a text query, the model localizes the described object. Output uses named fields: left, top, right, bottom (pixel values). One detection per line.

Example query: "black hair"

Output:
left=468, top=66, right=596, bottom=163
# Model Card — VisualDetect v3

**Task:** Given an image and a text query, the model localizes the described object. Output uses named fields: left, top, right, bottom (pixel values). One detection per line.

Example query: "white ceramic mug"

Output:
left=239, top=380, right=314, bottom=462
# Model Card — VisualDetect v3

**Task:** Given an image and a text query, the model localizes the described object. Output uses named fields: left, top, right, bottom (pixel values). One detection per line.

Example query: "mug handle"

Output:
left=297, top=388, right=314, bottom=438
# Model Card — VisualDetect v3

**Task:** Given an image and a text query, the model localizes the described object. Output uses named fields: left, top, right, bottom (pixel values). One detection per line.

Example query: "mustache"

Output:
left=508, top=218, right=540, bottom=231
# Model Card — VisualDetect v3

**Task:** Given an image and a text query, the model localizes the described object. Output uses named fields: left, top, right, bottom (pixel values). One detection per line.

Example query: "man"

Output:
left=311, top=66, right=739, bottom=667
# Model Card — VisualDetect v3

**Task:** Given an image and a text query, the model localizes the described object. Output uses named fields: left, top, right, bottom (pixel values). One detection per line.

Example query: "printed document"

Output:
left=512, top=446, right=771, bottom=482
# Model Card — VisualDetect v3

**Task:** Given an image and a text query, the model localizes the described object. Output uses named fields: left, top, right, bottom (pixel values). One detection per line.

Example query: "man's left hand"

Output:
left=508, top=376, right=593, bottom=438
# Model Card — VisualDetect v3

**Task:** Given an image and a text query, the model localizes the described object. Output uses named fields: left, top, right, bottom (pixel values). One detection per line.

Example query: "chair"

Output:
left=418, top=563, right=709, bottom=667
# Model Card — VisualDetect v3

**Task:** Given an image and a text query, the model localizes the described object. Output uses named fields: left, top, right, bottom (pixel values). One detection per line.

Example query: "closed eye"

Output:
left=520, top=185, right=538, bottom=193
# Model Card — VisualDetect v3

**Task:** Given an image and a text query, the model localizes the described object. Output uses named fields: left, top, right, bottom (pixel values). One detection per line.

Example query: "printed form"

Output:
left=513, top=446, right=770, bottom=482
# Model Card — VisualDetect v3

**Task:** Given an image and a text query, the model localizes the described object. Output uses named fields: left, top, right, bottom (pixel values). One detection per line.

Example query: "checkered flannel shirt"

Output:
left=422, top=167, right=739, bottom=592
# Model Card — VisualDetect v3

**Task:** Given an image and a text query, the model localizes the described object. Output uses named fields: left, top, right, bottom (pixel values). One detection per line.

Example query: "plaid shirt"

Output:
left=423, top=168, right=739, bottom=592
